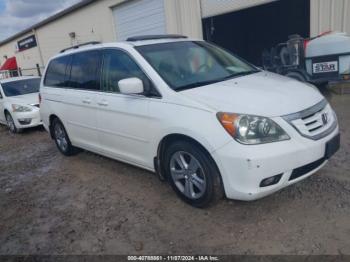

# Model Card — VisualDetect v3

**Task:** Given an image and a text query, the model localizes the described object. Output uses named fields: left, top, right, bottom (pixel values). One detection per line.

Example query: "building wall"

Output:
left=164, top=0, right=202, bottom=38
left=0, top=0, right=203, bottom=70
left=310, top=0, right=350, bottom=37
left=0, top=31, right=43, bottom=72
left=36, top=0, right=126, bottom=65
left=2, top=0, right=350, bottom=71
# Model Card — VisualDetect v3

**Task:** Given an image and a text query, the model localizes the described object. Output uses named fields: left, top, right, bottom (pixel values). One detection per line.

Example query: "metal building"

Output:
left=0, top=0, right=348, bottom=74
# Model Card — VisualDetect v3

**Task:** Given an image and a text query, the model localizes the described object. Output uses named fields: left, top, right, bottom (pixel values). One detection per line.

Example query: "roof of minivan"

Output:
left=52, top=38, right=202, bottom=59
left=0, top=76, right=40, bottom=84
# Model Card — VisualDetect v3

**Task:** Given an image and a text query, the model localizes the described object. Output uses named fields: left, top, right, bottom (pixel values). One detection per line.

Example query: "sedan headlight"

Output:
left=12, top=104, right=33, bottom=112
left=217, top=112, right=290, bottom=144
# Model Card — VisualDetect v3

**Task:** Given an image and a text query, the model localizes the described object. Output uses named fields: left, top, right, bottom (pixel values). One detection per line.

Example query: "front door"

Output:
left=95, top=49, right=155, bottom=168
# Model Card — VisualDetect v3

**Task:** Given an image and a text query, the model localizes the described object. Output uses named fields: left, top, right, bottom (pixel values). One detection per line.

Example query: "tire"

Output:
left=52, top=118, right=80, bottom=156
left=285, top=72, right=307, bottom=82
left=5, top=112, right=21, bottom=134
left=163, top=141, right=224, bottom=208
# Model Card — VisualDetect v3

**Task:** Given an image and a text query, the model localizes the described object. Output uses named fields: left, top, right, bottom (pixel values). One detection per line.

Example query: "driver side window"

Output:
left=101, top=49, right=152, bottom=94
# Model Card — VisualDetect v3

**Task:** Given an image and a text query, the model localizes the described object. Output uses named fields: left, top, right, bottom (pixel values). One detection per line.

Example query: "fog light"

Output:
left=18, top=118, right=32, bottom=125
left=260, top=174, right=282, bottom=187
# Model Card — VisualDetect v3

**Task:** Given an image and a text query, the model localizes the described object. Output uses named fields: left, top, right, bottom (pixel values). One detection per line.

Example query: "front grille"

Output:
left=282, top=99, right=337, bottom=140
left=289, top=157, right=326, bottom=181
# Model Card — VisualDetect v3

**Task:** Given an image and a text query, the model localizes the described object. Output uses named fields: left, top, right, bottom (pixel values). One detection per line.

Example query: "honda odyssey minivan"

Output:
left=40, top=35, right=340, bottom=207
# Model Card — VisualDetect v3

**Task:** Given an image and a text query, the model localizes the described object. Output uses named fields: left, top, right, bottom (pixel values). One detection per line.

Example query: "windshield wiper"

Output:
left=176, top=70, right=260, bottom=91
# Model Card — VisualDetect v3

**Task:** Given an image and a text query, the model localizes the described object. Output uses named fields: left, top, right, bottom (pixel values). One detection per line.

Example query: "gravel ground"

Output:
left=0, top=89, right=349, bottom=255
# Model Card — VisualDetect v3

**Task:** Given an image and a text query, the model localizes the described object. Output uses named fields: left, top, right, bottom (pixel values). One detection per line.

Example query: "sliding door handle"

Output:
left=82, top=99, right=92, bottom=104
left=97, top=101, right=108, bottom=106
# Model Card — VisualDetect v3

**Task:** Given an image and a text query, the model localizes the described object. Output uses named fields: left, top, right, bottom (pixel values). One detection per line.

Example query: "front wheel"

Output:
left=5, top=112, right=20, bottom=134
left=52, top=118, right=80, bottom=156
left=164, top=141, right=224, bottom=208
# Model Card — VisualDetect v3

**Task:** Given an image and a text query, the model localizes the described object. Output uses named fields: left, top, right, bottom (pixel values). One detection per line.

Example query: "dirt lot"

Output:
left=0, top=89, right=349, bottom=255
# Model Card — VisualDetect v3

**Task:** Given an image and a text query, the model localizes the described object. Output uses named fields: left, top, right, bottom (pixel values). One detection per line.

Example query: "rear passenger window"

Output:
left=69, top=51, right=101, bottom=90
left=44, top=55, right=71, bottom=87
left=101, top=49, right=151, bottom=93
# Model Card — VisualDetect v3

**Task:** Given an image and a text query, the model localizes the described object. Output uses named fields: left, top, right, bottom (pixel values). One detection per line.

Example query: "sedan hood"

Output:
left=181, top=72, right=324, bottom=117
left=7, top=93, right=39, bottom=106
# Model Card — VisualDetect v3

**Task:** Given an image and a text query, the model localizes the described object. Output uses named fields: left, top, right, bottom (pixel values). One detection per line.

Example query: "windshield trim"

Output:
left=135, top=41, right=260, bottom=92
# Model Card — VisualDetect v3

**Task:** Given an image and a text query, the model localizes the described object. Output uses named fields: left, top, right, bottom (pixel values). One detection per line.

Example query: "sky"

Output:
left=0, top=0, right=82, bottom=41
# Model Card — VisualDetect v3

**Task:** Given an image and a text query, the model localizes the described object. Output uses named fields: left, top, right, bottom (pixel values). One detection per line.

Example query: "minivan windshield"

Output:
left=1, top=78, right=40, bottom=97
left=136, top=41, right=259, bottom=91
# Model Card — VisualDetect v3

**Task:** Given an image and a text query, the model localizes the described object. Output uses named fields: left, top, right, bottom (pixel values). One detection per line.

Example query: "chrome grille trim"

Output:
left=282, top=99, right=337, bottom=140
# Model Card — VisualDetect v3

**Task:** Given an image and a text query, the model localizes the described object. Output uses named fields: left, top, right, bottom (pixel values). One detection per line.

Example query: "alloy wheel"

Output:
left=6, top=114, right=16, bottom=133
left=54, top=123, right=68, bottom=152
left=169, top=151, right=207, bottom=200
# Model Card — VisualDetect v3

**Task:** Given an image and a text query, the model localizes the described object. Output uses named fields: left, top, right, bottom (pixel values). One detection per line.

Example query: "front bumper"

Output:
left=212, top=123, right=339, bottom=201
left=12, top=109, right=42, bottom=129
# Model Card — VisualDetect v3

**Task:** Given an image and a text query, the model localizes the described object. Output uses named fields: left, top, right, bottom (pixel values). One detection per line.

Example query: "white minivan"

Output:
left=40, top=35, right=340, bottom=207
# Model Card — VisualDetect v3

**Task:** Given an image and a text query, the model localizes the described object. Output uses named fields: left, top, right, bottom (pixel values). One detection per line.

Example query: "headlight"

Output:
left=11, top=104, right=33, bottom=112
left=217, top=112, right=290, bottom=144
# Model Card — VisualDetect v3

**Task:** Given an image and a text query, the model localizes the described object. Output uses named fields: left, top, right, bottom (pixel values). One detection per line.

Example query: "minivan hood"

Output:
left=181, top=72, right=324, bottom=117
left=7, top=93, right=39, bottom=105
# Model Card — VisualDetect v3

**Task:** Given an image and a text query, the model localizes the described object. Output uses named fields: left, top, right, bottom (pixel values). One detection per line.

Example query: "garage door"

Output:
left=113, top=0, right=166, bottom=41
left=201, top=0, right=277, bottom=18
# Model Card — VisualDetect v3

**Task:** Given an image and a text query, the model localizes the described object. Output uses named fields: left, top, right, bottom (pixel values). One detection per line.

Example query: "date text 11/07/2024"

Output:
left=127, top=256, right=219, bottom=261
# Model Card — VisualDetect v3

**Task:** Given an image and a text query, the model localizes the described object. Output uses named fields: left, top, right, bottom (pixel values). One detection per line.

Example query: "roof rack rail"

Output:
left=126, top=34, right=187, bottom=42
left=60, top=41, right=101, bottom=53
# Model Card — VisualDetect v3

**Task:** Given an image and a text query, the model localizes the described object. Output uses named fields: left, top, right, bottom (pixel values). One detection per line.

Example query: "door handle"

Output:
left=82, top=99, right=92, bottom=104
left=97, top=100, right=108, bottom=106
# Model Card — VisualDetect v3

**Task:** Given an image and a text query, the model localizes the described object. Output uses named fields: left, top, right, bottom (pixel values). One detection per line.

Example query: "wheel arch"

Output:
left=156, top=133, right=223, bottom=186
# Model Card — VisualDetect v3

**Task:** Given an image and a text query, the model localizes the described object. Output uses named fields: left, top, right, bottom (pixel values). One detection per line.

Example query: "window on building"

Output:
left=44, top=55, right=71, bottom=87
left=69, top=51, right=101, bottom=90
left=101, top=49, right=151, bottom=93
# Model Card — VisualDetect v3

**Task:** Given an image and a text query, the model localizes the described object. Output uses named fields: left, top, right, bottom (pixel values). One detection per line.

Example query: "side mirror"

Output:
left=118, top=77, right=144, bottom=95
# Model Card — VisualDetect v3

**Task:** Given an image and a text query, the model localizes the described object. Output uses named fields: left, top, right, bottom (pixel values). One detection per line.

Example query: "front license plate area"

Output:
left=325, top=133, right=340, bottom=159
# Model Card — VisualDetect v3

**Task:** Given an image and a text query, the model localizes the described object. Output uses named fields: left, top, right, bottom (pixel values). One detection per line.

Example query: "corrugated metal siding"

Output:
left=311, top=0, right=350, bottom=37
left=200, top=0, right=277, bottom=18
left=112, top=0, right=166, bottom=40
left=164, top=0, right=203, bottom=38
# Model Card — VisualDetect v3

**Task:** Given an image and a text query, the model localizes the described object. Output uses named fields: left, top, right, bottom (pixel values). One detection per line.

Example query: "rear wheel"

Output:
left=52, top=118, right=79, bottom=156
left=164, top=141, right=224, bottom=208
left=5, top=112, right=20, bottom=134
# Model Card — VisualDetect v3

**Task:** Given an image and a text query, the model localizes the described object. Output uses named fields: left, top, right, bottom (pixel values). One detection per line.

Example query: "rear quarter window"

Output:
left=44, top=55, right=71, bottom=87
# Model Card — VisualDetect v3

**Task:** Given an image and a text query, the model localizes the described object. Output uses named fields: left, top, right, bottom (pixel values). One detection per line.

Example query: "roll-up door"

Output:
left=113, top=0, right=166, bottom=40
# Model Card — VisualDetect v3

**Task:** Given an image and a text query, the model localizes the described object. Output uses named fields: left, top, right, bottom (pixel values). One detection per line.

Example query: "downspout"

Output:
left=32, top=29, right=45, bottom=67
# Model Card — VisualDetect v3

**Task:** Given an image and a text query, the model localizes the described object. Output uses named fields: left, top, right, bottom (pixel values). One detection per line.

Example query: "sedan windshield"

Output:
left=136, top=41, right=259, bottom=91
left=2, top=78, right=41, bottom=97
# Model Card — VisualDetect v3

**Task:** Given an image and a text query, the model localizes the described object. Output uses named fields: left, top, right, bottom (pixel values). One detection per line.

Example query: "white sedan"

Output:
left=0, top=76, right=42, bottom=133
